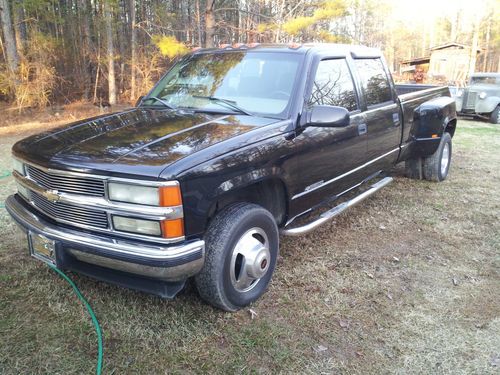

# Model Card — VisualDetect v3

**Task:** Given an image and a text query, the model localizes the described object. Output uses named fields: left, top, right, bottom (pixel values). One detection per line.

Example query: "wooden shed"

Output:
left=399, top=42, right=481, bottom=85
left=428, top=43, right=480, bottom=84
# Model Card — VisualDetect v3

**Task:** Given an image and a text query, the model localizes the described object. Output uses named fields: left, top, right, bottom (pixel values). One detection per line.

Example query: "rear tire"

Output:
left=195, top=203, right=279, bottom=311
left=423, top=132, right=452, bottom=182
left=490, top=106, right=500, bottom=124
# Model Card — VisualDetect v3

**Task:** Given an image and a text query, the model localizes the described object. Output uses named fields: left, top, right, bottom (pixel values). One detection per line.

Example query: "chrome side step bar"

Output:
left=281, top=177, right=393, bottom=236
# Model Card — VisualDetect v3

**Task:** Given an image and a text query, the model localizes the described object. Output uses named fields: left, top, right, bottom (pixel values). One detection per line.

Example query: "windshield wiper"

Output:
left=142, top=96, right=176, bottom=109
left=192, top=95, right=253, bottom=116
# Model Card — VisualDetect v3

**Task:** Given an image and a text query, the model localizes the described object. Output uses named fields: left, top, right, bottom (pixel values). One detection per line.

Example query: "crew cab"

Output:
left=5, top=44, right=457, bottom=311
left=455, top=72, right=500, bottom=124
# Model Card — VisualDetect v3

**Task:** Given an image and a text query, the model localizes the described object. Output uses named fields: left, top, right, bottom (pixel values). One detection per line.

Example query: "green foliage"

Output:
left=152, top=36, right=189, bottom=59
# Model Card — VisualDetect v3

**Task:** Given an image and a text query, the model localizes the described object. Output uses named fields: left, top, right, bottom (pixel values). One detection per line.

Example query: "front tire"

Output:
left=490, top=106, right=500, bottom=124
left=423, top=132, right=452, bottom=182
left=195, top=203, right=279, bottom=311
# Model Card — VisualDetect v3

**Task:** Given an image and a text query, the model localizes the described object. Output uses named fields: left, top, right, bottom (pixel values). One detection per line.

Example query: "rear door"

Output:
left=353, top=58, right=401, bottom=173
left=292, top=57, right=367, bottom=214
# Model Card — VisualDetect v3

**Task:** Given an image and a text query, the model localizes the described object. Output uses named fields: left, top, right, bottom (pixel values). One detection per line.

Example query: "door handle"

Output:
left=358, top=123, right=367, bottom=135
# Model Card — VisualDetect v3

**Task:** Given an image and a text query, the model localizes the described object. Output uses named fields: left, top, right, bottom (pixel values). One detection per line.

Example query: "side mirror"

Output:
left=308, top=105, right=350, bottom=127
left=135, top=95, right=144, bottom=107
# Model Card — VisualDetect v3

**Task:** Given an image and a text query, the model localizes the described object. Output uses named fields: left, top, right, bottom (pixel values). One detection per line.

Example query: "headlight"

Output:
left=108, top=182, right=182, bottom=207
left=479, top=92, right=487, bottom=99
left=108, top=182, right=160, bottom=206
left=112, top=216, right=162, bottom=236
left=12, top=157, right=25, bottom=176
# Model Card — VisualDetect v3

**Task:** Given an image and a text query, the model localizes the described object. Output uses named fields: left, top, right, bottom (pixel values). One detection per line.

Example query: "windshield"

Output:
left=470, top=76, right=500, bottom=85
left=143, top=51, right=302, bottom=118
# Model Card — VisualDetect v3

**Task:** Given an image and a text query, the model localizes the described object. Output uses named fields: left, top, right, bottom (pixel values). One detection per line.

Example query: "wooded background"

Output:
left=0, top=0, right=499, bottom=109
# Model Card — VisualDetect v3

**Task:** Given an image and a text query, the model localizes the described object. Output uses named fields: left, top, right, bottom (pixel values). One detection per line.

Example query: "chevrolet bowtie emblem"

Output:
left=42, top=189, right=61, bottom=203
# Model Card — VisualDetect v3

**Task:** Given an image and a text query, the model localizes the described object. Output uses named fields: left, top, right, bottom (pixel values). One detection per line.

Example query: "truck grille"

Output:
left=465, top=91, right=477, bottom=109
left=30, top=191, right=109, bottom=229
left=27, top=165, right=105, bottom=197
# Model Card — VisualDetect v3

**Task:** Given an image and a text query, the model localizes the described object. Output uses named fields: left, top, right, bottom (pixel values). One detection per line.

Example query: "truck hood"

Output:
left=13, top=108, right=279, bottom=179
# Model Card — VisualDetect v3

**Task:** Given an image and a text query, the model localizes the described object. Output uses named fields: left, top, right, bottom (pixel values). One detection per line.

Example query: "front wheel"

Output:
left=490, top=106, right=500, bottom=124
left=423, top=132, right=452, bottom=182
left=195, top=203, right=279, bottom=311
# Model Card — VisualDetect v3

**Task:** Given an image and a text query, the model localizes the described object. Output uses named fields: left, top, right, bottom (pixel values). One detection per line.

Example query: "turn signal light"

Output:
left=159, top=185, right=182, bottom=207
left=161, top=218, right=184, bottom=239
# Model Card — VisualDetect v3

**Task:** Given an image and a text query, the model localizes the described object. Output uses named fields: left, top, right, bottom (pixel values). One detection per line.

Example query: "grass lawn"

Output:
left=0, top=119, right=499, bottom=374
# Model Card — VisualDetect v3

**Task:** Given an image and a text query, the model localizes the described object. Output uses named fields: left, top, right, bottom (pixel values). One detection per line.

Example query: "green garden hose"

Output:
left=48, top=264, right=104, bottom=375
left=0, top=170, right=11, bottom=179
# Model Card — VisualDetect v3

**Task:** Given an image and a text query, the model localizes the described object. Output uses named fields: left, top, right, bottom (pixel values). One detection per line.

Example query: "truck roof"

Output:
left=191, top=43, right=382, bottom=59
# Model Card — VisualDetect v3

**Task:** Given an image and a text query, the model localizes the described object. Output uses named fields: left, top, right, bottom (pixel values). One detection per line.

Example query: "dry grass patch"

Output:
left=0, top=119, right=499, bottom=374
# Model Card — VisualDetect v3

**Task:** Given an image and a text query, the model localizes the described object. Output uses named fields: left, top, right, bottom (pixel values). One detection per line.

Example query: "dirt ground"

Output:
left=0, top=118, right=498, bottom=374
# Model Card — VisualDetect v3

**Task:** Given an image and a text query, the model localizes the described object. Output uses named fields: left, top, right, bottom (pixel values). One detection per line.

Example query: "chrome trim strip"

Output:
left=292, top=148, right=399, bottom=200
left=282, top=177, right=393, bottom=236
left=416, top=137, right=441, bottom=141
left=5, top=195, right=203, bottom=261
left=13, top=171, right=182, bottom=219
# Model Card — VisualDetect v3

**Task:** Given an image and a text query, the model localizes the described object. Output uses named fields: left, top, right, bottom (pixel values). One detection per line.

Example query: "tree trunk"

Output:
left=195, top=0, right=202, bottom=46
left=105, top=0, right=117, bottom=105
left=129, top=0, right=137, bottom=102
left=205, top=0, right=215, bottom=48
left=482, top=18, right=490, bottom=72
left=468, top=15, right=480, bottom=79
left=13, top=3, right=26, bottom=55
left=0, top=0, right=19, bottom=73
left=79, top=0, right=93, bottom=100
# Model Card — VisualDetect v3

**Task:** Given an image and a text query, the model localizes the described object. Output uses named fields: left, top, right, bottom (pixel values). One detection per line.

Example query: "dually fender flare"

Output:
left=411, top=96, right=457, bottom=158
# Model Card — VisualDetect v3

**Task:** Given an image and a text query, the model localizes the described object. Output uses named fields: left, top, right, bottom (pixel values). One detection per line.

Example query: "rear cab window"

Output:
left=310, top=59, right=359, bottom=112
left=354, top=58, right=394, bottom=108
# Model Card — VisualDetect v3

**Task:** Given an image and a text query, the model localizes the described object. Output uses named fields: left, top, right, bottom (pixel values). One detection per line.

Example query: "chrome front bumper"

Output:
left=5, top=194, right=205, bottom=282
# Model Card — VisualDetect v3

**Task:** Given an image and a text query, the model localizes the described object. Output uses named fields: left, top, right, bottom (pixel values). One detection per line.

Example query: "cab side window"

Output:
left=354, top=58, right=393, bottom=107
left=310, top=59, right=358, bottom=112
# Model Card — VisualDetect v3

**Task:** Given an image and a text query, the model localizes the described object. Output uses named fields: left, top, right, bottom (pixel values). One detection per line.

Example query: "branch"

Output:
left=213, top=7, right=274, bottom=20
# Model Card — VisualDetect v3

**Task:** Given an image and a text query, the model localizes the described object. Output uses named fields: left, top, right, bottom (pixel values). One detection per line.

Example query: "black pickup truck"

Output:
left=6, top=43, right=457, bottom=311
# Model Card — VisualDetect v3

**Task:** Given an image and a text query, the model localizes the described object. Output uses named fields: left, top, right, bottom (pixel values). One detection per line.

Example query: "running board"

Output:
left=281, top=177, right=393, bottom=236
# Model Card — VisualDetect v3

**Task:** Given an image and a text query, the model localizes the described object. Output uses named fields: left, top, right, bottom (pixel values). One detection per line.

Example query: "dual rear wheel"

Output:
left=406, top=132, right=452, bottom=182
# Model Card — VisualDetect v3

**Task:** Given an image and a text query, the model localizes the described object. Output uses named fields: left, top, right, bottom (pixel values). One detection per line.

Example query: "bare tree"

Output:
left=0, top=0, right=19, bottom=73
left=205, top=0, right=216, bottom=47
left=105, top=0, right=117, bottom=105
left=129, top=0, right=137, bottom=102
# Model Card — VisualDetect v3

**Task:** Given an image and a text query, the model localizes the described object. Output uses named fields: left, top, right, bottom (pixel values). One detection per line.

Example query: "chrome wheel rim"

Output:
left=229, top=228, right=271, bottom=292
left=441, top=143, right=450, bottom=176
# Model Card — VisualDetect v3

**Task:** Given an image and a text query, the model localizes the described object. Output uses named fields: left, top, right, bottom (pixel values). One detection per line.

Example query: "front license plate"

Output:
left=29, top=232, right=56, bottom=265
